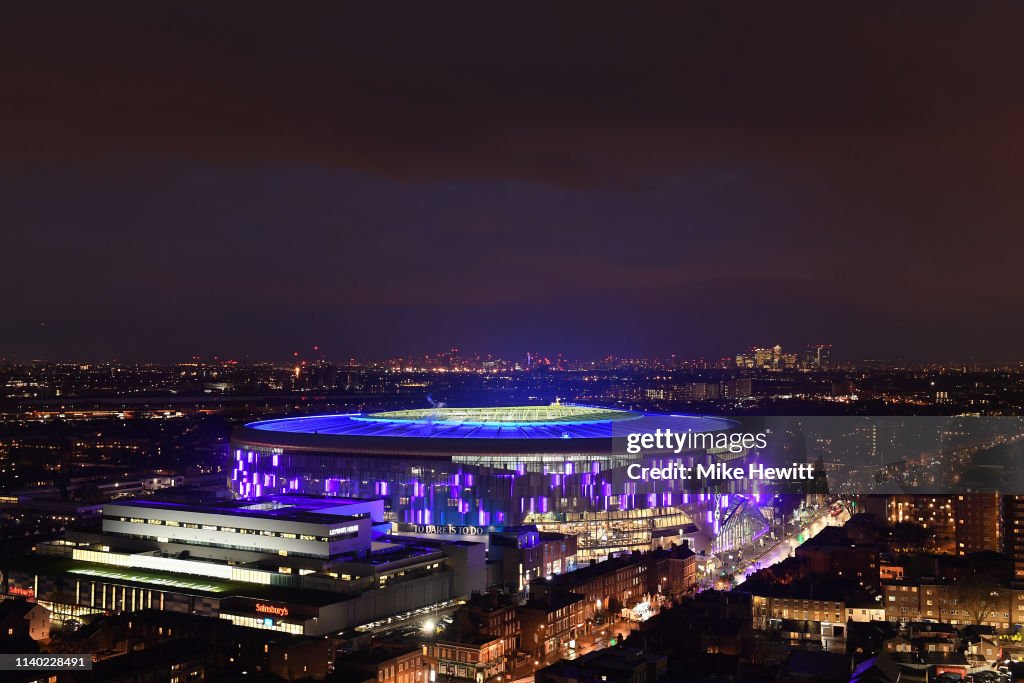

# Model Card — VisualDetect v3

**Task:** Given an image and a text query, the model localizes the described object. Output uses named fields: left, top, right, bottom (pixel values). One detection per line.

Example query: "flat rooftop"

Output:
left=7, top=554, right=350, bottom=607
left=334, top=543, right=442, bottom=567
left=106, top=494, right=374, bottom=526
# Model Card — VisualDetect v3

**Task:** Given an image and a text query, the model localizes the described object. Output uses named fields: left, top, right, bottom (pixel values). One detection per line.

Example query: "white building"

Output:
left=4, top=495, right=485, bottom=636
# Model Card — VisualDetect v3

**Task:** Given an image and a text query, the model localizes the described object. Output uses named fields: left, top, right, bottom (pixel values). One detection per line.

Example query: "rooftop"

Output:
left=0, top=599, right=45, bottom=618
left=742, top=576, right=862, bottom=602
left=333, top=542, right=441, bottom=567
left=779, top=650, right=851, bottom=680
left=366, top=405, right=636, bottom=425
left=337, top=643, right=421, bottom=667
left=435, top=632, right=503, bottom=646
left=107, top=495, right=372, bottom=526
left=540, top=552, right=646, bottom=589
left=243, top=404, right=733, bottom=441
left=523, top=592, right=585, bottom=612
left=538, top=647, right=666, bottom=680
left=8, top=555, right=349, bottom=607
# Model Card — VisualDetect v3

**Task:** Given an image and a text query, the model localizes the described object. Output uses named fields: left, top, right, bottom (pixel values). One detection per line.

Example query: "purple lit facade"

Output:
left=230, top=407, right=769, bottom=559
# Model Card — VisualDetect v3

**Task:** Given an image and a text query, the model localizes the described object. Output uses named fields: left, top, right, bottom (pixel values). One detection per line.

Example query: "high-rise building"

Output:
left=720, top=379, right=753, bottom=400
left=808, top=344, right=832, bottom=370
left=737, top=346, right=787, bottom=370
left=887, top=495, right=956, bottom=552
left=887, top=494, right=1003, bottom=555
left=1005, top=495, right=1024, bottom=579
left=955, top=494, right=1003, bottom=555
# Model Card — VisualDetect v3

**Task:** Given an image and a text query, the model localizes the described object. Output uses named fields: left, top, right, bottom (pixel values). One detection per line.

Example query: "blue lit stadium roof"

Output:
left=244, top=405, right=733, bottom=441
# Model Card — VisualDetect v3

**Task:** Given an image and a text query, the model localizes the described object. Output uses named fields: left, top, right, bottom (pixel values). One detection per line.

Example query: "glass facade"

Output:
left=229, top=444, right=749, bottom=561
left=231, top=407, right=763, bottom=559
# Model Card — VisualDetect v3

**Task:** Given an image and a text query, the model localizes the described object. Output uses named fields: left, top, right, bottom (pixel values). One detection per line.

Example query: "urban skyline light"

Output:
left=3, top=5, right=1024, bottom=682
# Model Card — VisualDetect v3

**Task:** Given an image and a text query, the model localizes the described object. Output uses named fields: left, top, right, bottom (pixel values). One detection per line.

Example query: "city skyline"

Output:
left=4, top=343, right=1024, bottom=368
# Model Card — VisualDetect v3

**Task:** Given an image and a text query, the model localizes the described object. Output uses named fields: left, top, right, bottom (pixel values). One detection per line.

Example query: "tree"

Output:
left=956, top=578, right=1005, bottom=626
left=889, top=522, right=934, bottom=552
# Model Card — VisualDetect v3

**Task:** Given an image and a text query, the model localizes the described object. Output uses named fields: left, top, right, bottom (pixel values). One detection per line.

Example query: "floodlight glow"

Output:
left=68, top=567, right=227, bottom=593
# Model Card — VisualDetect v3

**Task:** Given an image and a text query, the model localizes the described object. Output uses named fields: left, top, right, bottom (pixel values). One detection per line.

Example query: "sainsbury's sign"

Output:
left=255, top=603, right=289, bottom=617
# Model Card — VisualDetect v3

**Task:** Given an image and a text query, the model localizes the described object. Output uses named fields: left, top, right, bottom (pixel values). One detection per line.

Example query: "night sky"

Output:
left=3, top=4, right=1023, bottom=362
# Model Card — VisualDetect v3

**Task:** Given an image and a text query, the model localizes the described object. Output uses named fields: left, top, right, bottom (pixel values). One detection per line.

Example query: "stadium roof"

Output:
left=243, top=404, right=733, bottom=441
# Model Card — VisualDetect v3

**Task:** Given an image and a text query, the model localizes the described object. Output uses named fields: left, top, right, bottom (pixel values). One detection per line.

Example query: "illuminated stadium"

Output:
left=231, top=404, right=759, bottom=561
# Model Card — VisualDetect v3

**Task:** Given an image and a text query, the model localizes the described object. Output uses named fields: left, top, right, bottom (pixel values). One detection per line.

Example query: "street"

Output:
left=736, top=505, right=848, bottom=583
left=506, top=505, right=846, bottom=681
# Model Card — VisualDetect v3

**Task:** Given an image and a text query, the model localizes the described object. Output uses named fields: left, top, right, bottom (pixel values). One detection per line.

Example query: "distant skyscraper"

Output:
left=751, top=346, right=777, bottom=369
left=812, top=344, right=832, bottom=370
left=720, top=378, right=753, bottom=400
left=736, top=344, right=828, bottom=371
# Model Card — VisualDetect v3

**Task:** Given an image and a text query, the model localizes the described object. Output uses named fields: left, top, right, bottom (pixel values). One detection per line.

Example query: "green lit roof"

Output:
left=8, top=554, right=348, bottom=606
left=68, top=567, right=230, bottom=593
left=364, top=404, right=640, bottom=425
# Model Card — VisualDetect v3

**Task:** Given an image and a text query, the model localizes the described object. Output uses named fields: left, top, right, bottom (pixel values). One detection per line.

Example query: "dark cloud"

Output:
left=1, top=3, right=1023, bottom=361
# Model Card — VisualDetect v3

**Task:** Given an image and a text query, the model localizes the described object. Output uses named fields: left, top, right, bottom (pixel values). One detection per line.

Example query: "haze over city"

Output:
left=4, top=4, right=1024, bottom=362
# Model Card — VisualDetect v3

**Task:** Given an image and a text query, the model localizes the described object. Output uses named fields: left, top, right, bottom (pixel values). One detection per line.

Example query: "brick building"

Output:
left=0, top=599, right=50, bottom=641
left=453, top=592, right=519, bottom=667
left=489, top=528, right=577, bottom=593
left=519, top=592, right=587, bottom=660
left=532, top=552, right=647, bottom=614
left=747, top=579, right=849, bottom=629
left=336, top=643, right=428, bottom=683
left=645, top=543, right=698, bottom=598
left=795, top=525, right=880, bottom=587
left=882, top=578, right=1019, bottom=629
left=425, top=633, right=507, bottom=683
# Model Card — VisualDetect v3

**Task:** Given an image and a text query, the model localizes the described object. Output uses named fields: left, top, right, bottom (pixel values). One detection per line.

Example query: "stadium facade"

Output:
left=231, top=404, right=764, bottom=561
